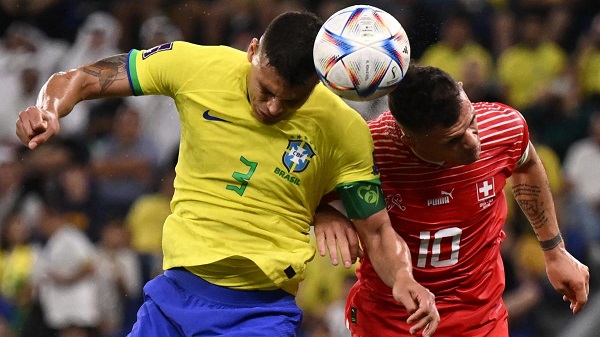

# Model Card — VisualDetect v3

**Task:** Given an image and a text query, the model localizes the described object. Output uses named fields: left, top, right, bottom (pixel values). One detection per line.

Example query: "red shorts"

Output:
left=345, top=282, right=508, bottom=337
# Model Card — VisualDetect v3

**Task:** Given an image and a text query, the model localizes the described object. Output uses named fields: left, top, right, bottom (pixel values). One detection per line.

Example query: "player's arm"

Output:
left=337, top=181, right=439, bottom=337
left=511, top=142, right=590, bottom=314
left=16, top=54, right=133, bottom=149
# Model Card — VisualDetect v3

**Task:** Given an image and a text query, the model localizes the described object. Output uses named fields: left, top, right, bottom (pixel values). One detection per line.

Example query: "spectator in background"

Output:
left=30, top=193, right=100, bottom=337
left=0, top=22, right=68, bottom=81
left=124, top=15, right=182, bottom=167
left=0, top=144, right=43, bottom=237
left=489, top=9, right=516, bottom=58
left=323, top=273, right=356, bottom=337
left=0, top=145, right=24, bottom=227
left=0, top=61, right=41, bottom=145
left=95, top=220, right=141, bottom=337
left=419, top=14, right=494, bottom=89
left=125, top=150, right=176, bottom=283
left=521, top=64, right=590, bottom=161
left=90, top=103, right=160, bottom=220
left=497, top=10, right=568, bottom=110
left=576, top=13, right=600, bottom=102
left=51, top=138, right=105, bottom=243
left=562, top=111, right=600, bottom=257
left=501, top=220, right=543, bottom=337
left=0, top=209, right=40, bottom=335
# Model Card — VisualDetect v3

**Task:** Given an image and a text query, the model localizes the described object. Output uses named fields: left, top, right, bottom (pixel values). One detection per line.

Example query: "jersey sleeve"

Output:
left=127, top=41, right=198, bottom=97
left=332, top=113, right=380, bottom=187
left=512, top=108, right=531, bottom=167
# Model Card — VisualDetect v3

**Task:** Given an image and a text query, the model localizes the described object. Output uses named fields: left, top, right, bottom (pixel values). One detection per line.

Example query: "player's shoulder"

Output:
left=168, top=41, right=243, bottom=59
left=137, top=41, right=243, bottom=62
left=308, top=84, right=366, bottom=121
left=474, top=102, right=526, bottom=126
left=367, top=111, right=396, bottom=137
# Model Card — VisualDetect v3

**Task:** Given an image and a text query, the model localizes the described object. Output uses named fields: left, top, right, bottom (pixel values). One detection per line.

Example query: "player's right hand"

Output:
left=314, top=203, right=362, bottom=268
left=393, top=274, right=439, bottom=337
left=16, top=106, right=60, bottom=149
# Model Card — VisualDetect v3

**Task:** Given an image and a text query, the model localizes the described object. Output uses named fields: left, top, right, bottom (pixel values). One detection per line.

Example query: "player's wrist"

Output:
left=539, top=232, right=563, bottom=251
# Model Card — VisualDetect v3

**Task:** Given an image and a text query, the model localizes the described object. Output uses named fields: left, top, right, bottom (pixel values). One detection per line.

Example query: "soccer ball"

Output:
left=313, top=5, right=410, bottom=101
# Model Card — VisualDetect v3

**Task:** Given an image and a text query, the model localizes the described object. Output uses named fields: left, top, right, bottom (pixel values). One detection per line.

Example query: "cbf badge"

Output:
left=282, top=140, right=315, bottom=173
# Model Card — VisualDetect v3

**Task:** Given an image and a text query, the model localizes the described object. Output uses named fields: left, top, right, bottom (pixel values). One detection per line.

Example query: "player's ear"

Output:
left=247, top=38, right=259, bottom=62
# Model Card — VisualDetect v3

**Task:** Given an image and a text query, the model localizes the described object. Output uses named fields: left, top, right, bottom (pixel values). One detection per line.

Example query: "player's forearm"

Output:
left=355, top=211, right=413, bottom=287
left=511, top=149, right=561, bottom=243
left=368, top=228, right=414, bottom=287
left=36, top=70, right=87, bottom=118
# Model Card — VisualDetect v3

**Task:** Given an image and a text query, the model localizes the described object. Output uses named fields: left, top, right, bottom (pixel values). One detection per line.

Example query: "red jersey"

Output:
left=349, top=102, right=529, bottom=336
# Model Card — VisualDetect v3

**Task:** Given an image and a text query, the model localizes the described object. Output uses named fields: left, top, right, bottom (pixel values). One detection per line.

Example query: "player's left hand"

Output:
left=544, top=246, right=590, bottom=314
left=392, top=274, right=439, bottom=337
left=313, top=203, right=362, bottom=268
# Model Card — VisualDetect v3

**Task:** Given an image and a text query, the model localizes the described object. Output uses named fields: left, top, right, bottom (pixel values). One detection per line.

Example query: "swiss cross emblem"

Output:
left=476, top=178, right=495, bottom=201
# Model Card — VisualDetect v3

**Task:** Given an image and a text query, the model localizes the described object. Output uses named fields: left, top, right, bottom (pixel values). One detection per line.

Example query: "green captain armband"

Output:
left=336, top=180, right=386, bottom=219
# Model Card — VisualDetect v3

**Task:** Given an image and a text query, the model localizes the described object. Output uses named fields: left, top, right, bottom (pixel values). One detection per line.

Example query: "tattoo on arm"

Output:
left=82, top=54, right=128, bottom=92
left=512, top=184, right=548, bottom=230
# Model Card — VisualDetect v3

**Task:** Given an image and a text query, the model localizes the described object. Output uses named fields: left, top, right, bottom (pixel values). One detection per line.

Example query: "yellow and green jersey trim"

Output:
left=127, top=49, right=144, bottom=96
left=336, top=179, right=385, bottom=219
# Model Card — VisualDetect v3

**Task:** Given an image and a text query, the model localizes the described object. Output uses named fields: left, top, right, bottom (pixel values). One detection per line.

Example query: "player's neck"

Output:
left=412, top=150, right=445, bottom=167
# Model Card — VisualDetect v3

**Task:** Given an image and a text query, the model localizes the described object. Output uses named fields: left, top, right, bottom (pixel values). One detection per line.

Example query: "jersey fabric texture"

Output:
left=346, top=103, right=530, bottom=337
left=126, top=41, right=379, bottom=295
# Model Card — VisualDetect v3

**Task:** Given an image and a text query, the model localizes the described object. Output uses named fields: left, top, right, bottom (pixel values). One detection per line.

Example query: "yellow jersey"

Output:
left=127, top=41, right=378, bottom=294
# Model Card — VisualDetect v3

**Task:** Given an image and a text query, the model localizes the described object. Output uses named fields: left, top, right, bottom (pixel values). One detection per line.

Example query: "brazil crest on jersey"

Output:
left=126, top=41, right=379, bottom=294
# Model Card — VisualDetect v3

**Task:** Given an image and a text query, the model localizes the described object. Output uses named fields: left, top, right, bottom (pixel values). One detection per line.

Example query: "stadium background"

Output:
left=1, top=0, right=600, bottom=337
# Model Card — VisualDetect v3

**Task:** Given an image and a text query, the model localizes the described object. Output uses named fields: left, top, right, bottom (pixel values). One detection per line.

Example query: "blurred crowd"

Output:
left=0, top=0, right=599, bottom=337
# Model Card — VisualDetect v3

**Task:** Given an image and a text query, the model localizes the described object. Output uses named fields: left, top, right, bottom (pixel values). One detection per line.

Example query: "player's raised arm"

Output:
left=511, top=142, right=590, bottom=314
left=16, top=54, right=133, bottom=149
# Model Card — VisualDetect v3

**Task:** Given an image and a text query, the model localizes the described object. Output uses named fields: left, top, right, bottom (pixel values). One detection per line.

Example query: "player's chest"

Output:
left=381, top=168, right=508, bottom=220
left=182, top=104, right=325, bottom=187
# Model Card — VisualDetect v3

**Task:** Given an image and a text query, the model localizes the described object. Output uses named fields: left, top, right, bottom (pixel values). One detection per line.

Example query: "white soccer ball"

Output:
left=313, top=5, right=411, bottom=101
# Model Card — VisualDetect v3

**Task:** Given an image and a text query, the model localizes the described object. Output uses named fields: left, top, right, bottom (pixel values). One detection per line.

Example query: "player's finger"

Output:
left=394, top=291, right=417, bottom=314
left=15, top=118, right=29, bottom=147
left=322, top=227, right=340, bottom=266
left=16, top=113, right=36, bottom=146
left=422, top=320, right=439, bottom=337
left=326, top=230, right=340, bottom=266
left=26, top=108, right=48, bottom=133
left=29, top=130, right=52, bottom=150
left=345, top=226, right=360, bottom=264
left=315, top=228, right=327, bottom=257
left=572, top=300, right=585, bottom=315
left=408, top=317, right=430, bottom=335
left=572, top=290, right=588, bottom=315
left=21, top=109, right=49, bottom=149
left=407, top=310, right=438, bottom=336
left=335, top=232, right=353, bottom=268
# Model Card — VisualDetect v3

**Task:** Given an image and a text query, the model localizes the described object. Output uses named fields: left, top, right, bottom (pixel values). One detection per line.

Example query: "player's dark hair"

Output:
left=388, top=64, right=462, bottom=133
left=261, top=11, right=323, bottom=86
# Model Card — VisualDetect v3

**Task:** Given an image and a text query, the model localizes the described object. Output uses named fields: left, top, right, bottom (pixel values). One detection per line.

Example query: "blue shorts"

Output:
left=127, top=268, right=302, bottom=337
